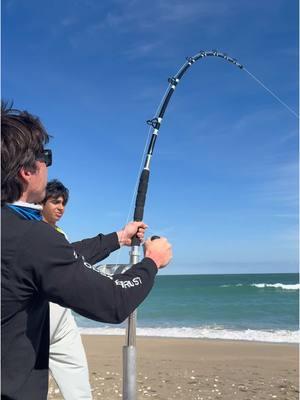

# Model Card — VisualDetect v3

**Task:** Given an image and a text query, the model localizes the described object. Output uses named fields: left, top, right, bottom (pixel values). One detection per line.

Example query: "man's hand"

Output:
left=143, top=237, right=172, bottom=269
left=117, top=221, right=148, bottom=246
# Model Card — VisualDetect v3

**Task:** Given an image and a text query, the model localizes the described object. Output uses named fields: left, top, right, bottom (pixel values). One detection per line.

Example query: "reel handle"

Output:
left=151, top=235, right=161, bottom=241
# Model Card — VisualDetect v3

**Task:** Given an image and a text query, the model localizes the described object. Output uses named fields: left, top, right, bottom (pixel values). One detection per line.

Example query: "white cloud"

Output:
left=157, top=0, right=229, bottom=22
left=61, top=17, right=78, bottom=27
left=253, top=161, right=298, bottom=209
left=278, top=129, right=298, bottom=144
left=87, top=0, right=233, bottom=35
left=124, top=42, right=162, bottom=59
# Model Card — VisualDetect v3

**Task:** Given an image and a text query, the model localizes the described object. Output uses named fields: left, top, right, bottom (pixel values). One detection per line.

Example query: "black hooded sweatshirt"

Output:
left=1, top=206, right=157, bottom=399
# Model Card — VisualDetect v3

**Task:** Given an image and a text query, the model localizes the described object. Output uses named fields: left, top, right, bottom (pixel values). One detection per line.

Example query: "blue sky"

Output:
left=2, top=0, right=299, bottom=274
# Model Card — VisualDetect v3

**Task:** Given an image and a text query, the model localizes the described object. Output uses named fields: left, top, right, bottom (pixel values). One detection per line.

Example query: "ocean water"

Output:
left=74, top=273, right=299, bottom=343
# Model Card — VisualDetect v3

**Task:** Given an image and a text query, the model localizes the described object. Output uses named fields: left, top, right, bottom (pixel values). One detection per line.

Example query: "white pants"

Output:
left=49, top=303, right=92, bottom=400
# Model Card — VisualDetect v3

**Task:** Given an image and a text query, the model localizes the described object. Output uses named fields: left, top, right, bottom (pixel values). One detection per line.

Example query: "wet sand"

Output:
left=48, top=335, right=299, bottom=400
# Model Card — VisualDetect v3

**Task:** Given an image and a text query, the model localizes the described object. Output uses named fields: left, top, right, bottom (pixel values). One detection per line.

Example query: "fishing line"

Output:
left=112, top=86, right=171, bottom=267
left=113, top=52, right=298, bottom=269
left=111, top=128, right=151, bottom=268
left=120, top=49, right=299, bottom=400
left=244, top=67, right=299, bottom=119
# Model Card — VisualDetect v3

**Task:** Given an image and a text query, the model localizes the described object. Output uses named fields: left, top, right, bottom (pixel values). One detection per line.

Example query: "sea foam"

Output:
left=78, top=326, right=299, bottom=343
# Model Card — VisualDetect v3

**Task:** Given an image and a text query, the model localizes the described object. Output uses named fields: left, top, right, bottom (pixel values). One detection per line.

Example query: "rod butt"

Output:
left=123, top=345, right=137, bottom=400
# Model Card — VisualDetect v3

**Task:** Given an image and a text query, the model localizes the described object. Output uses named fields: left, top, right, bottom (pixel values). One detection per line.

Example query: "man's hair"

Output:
left=1, top=101, right=50, bottom=204
left=43, top=179, right=69, bottom=206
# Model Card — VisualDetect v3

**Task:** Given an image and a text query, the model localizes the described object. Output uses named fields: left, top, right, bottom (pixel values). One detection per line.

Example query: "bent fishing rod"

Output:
left=123, top=49, right=243, bottom=400
left=133, top=49, right=243, bottom=229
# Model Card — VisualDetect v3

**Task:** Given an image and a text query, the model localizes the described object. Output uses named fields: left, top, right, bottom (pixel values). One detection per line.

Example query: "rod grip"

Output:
left=131, top=169, right=150, bottom=247
left=133, top=169, right=150, bottom=221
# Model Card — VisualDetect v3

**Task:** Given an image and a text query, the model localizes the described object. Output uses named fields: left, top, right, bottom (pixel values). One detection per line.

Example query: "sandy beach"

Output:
left=48, top=335, right=299, bottom=400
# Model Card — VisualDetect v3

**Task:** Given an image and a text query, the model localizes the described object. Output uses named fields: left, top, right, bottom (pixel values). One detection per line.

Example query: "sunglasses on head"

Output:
left=37, top=149, right=52, bottom=167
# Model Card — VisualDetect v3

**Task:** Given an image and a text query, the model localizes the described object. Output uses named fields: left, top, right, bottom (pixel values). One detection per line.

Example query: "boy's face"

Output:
left=42, top=195, right=65, bottom=226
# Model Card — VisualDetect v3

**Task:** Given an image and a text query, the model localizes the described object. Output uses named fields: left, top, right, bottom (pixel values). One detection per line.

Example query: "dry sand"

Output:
left=48, top=335, right=299, bottom=400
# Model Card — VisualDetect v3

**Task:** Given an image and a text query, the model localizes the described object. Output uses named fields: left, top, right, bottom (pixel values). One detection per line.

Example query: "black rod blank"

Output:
left=132, top=50, right=243, bottom=236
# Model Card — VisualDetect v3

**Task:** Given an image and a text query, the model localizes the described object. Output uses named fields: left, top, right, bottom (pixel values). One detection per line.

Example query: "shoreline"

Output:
left=79, top=331, right=299, bottom=345
left=77, top=325, right=299, bottom=344
left=48, top=335, right=299, bottom=399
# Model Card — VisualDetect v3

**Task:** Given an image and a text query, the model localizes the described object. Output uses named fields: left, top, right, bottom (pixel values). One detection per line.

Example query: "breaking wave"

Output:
left=250, top=283, right=299, bottom=290
left=221, top=283, right=299, bottom=290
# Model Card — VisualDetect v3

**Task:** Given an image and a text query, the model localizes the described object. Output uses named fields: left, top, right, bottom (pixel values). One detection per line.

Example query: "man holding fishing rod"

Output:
left=1, top=102, right=172, bottom=400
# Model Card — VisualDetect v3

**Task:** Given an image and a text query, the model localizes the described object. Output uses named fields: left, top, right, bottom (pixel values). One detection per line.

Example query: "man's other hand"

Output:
left=143, top=237, right=172, bottom=269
